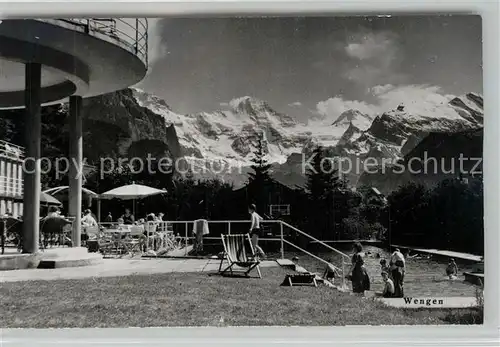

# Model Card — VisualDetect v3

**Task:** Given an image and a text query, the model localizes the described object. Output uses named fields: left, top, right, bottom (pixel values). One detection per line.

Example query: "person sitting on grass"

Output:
left=377, top=271, right=395, bottom=298
left=446, top=258, right=459, bottom=279
left=323, top=262, right=341, bottom=284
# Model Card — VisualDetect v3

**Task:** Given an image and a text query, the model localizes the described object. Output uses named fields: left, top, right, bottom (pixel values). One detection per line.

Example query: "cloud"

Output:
left=373, top=84, right=456, bottom=115
left=314, top=84, right=458, bottom=123
left=113, top=18, right=167, bottom=73
left=342, top=31, right=405, bottom=87
left=219, top=102, right=229, bottom=107
left=345, top=32, right=396, bottom=60
left=288, top=101, right=303, bottom=107
left=146, top=19, right=168, bottom=73
left=316, top=97, right=375, bottom=119
left=369, top=84, right=395, bottom=96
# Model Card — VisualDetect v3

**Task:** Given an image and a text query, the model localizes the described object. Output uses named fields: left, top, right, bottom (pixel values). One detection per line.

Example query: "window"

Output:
left=269, top=204, right=290, bottom=216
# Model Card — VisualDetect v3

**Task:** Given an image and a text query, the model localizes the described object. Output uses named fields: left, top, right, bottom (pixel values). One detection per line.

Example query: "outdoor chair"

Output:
left=84, top=226, right=102, bottom=252
left=218, top=234, right=262, bottom=278
left=39, top=216, right=72, bottom=249
left=123, top=225, right=146, bottom=256
left=145, top=222, right=160, bottom=251
left=99, top=231, right=121, bottom=257
left=1, top=217, right=23, bottom=252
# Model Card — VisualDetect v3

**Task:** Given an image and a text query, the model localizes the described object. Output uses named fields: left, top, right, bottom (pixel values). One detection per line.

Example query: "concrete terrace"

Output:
left=0, top=258, right=279, bottom=282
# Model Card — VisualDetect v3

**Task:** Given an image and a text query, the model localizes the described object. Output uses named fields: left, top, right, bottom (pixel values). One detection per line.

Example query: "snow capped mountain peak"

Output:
left=131, top=87, right=172, bottom=111
left=332, top=109, right=375, bottom=130
left=229, top=96, right=268, bottom=113
left=225, top=95, right=297, bottom=128
left=128, top=88, right=483, bottom=182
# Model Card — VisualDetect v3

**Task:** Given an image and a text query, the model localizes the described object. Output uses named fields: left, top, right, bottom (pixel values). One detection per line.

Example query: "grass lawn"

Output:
left=0, top=267, right=482, bottom=327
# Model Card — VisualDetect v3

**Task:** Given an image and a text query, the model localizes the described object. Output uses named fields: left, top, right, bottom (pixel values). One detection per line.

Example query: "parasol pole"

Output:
left=132, top=181, right=135, bottom=218
left=97, top=198, right=101, bottom=223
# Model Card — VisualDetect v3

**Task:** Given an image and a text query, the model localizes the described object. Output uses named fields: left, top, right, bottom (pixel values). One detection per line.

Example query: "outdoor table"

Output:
left=101, top=228, right=132, bottom=255
left=102, top=225, right=145, bottom=255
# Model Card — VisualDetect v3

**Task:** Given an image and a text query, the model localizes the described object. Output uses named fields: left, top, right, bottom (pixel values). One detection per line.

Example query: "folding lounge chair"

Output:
left=218, top=234, right=262, bottom=278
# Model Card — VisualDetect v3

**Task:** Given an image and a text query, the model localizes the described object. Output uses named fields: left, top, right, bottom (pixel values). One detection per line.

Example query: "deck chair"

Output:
left=218, top=234, right=262, bottom=278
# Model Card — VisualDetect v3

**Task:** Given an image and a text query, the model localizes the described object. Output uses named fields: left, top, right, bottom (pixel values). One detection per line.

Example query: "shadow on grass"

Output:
left=207, top=272, right=261, bottom=279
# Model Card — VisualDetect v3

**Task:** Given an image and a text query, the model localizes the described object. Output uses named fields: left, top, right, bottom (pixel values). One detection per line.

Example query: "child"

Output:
left=323, top=262, right=341, bottom=283
left=380, top=258, right=390, bottom=274
left=380, top=271, right=395, bottom=298
left=446, top=258, right=459, bottom=279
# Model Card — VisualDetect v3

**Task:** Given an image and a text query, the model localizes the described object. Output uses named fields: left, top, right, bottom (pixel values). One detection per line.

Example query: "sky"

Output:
left=138, top=15, right=482, bottom=122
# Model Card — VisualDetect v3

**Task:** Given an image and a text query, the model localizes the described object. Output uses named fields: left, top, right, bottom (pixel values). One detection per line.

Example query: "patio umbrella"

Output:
left=40, top=191, right=62, bottom=206
left=43, top=186, right=99, bottom=198
left=99, top=183, right=167, bottom=216
left=43, top=186, right=100, bottom=220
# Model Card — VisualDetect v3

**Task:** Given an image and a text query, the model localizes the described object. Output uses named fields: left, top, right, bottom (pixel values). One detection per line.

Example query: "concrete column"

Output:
left=22, top=63, right=42, bottom=253
left=69, top=95, right=83, bottom=247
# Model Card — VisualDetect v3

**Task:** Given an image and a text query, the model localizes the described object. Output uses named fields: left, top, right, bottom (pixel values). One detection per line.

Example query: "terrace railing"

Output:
left=140, top=219, right=350, bottom=288
left=38, top=18, right=149, bottom=67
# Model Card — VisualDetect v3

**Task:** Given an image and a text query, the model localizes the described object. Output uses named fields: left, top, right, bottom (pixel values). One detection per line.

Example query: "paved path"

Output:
left=0, top=258, right=278, bottom=282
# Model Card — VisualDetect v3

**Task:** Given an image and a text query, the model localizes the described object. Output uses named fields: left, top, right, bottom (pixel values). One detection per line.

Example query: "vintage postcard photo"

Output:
left=0, top=15, right=484, bottom=327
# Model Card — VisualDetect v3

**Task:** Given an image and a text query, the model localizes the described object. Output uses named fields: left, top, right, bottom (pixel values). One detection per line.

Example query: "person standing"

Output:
left=81, top=209, right=97, bottom=227
left=81, top=209, right=98, bottom=246
left=248, top=204, right=266, bottom=259
left=446, top=258, right=459, bottom=279
left=389, top=248, right=406, bottom=297
left=347, top=242, right=369, bottom=295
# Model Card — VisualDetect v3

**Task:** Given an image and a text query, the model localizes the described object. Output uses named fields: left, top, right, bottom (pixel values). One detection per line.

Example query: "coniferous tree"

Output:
left=248, top=133, right=272, bottom=185
left=247, top=133, right=272, bottom=213
left=305, top=146, right=343, bottom=239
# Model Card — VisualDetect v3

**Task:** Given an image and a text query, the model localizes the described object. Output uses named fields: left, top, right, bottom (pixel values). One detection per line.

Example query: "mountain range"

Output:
left=0, top=87, right=484, bottom=193
left=129, top=88, right=484, bottom=191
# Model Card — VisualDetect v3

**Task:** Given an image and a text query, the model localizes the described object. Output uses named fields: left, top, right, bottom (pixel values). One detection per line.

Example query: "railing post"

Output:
left=184, top=222, right=188, bottom=256
left=228, top=221, right=231, bottom=235
left=144, top=222, right=148, bottom=252
left=280, top=222, right=284, bottom=259
left=342, top=258, right=346, bottom=289
left=135, top=19, right=139, bottom=54
left=1, top=217, right=6, bottom=255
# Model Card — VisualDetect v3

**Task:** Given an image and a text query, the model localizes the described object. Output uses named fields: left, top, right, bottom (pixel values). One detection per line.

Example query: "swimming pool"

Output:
left=274, top=245, right=481, bottom=297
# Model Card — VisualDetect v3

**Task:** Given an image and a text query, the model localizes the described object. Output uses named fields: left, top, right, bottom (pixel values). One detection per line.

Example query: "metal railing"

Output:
left=47, top=18, right=148, bottom=67
left=103, top=219, right=351, bottom=287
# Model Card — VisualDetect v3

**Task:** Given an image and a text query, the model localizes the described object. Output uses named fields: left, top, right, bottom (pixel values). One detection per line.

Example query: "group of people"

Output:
left=377, top=248, right=406, bottom=298
left=103, top=209, right=165, bottom=227
left=342, top=243, right=461, bottom=298
left=340, top=243, right=406, bottom=298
